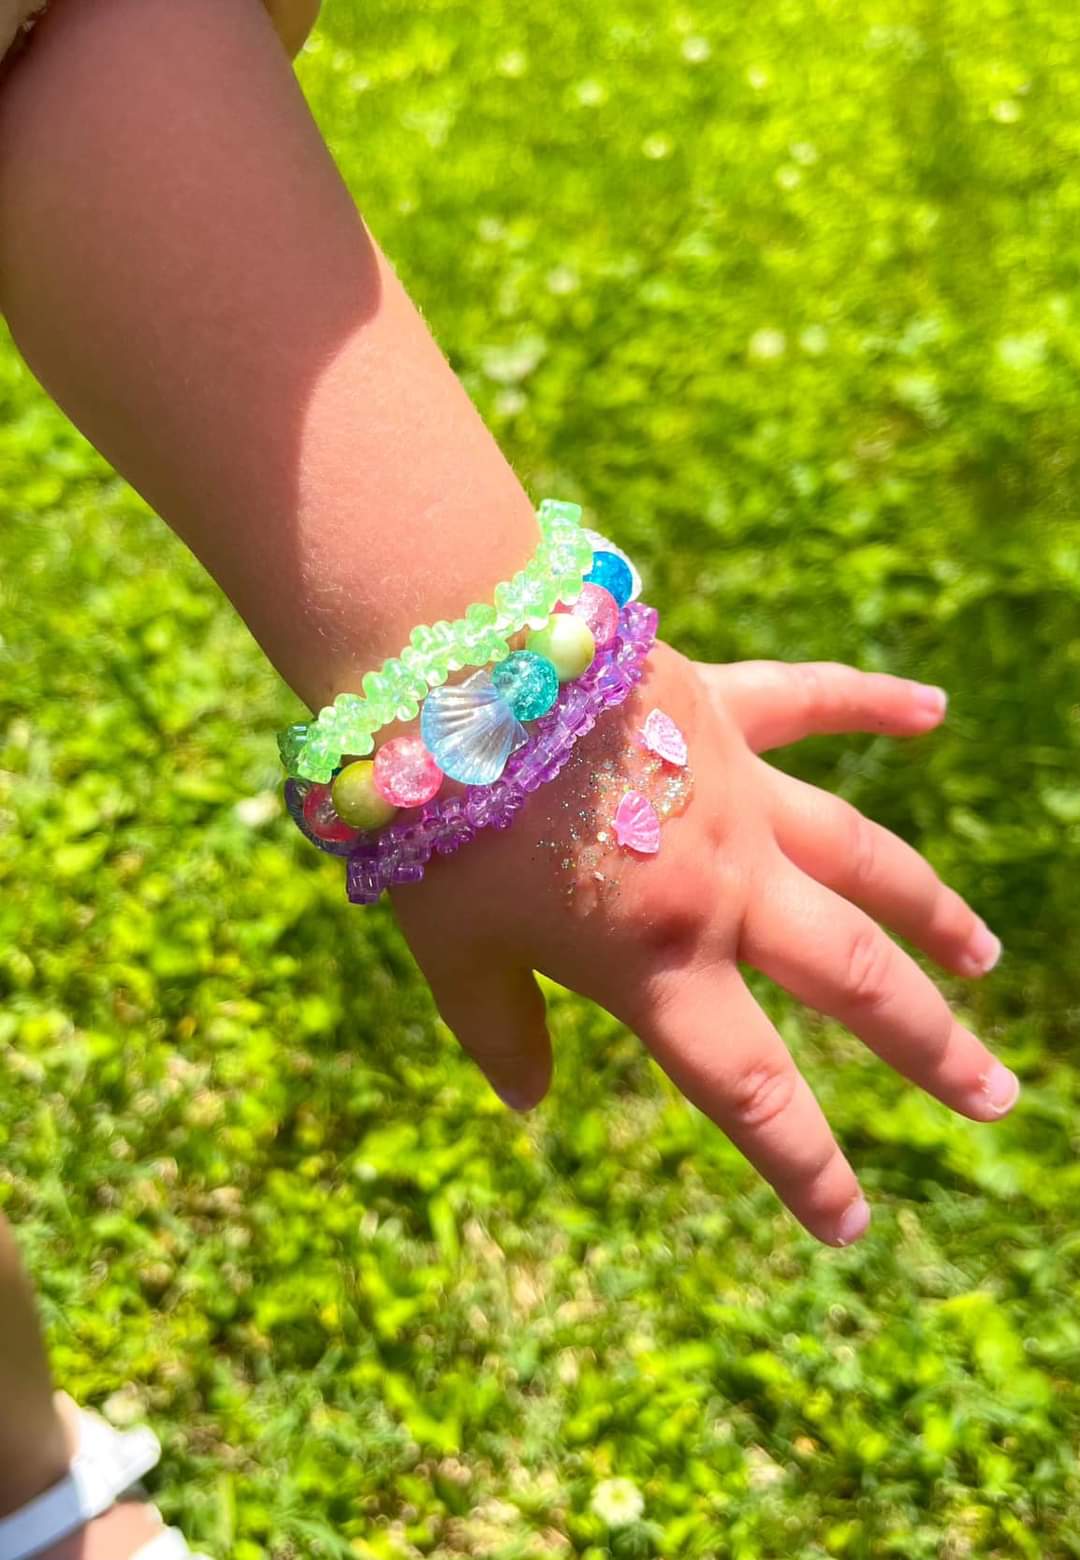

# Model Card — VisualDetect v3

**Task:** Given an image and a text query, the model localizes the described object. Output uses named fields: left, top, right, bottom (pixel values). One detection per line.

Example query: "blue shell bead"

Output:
left=420, top=670, right=527, bottom=786
left=584, top=549, right=634, bottom=607
left=492, top=651, right=560, bottom=720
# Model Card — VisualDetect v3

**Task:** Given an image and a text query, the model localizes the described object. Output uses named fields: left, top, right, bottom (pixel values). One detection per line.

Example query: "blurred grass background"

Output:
left=2, top=0, right=1080, bottom=1555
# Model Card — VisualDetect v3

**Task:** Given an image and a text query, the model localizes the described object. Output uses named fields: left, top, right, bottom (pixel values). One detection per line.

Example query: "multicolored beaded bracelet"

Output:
left=284, top=598, right=658, bottom=902
left=277, top=507, right=642, bottom=825
left=278, top=499, right=598, bottom=784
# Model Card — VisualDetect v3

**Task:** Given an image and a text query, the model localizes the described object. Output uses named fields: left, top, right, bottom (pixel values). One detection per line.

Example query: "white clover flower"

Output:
left=748, top=327, right=787, bottom=362
left=590, top=1476, right=645, bottom=1527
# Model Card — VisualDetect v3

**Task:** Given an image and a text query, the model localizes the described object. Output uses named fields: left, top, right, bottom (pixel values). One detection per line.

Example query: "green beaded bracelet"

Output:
left=278, top=499, right=595, bottom=784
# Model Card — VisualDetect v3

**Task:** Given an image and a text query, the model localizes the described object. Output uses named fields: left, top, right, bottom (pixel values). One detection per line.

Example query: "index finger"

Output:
left=625, top=967, right=870, bottom=1247
left=698, top=660, right=947, bottom=752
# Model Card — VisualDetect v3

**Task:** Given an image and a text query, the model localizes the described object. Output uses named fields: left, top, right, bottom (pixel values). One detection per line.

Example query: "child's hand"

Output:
left=393, top=644, right=1013, bottom=1247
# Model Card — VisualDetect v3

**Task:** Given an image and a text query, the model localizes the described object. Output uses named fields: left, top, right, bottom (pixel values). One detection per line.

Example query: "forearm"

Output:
left=0, top=0, right=536, bottom=713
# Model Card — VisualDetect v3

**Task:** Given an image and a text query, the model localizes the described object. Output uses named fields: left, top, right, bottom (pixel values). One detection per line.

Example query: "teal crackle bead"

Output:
left=584, top=549, right=634, bottom=607
left=492, top=650, right=559, bottom=720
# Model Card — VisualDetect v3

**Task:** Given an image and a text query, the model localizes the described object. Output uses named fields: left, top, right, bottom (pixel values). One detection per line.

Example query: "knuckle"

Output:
left=793, top=662, right=828, bottom=723
left=845, top=807, right=880, bottom=890
left=466, top=1030, right=522, bottom=1067
left=794, top=660, right=850, bottom=724
left=727, top=1058, right=798, bottom=1132
left=636, top=864, right=712, bottom=966
left=844, top=923, right=894, bottom=1012
left=923, top=1008, right=955, bottom=1072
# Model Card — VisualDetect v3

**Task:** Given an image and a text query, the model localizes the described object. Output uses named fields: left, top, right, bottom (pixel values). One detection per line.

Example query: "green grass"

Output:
left=2, top=0, right=1080, bottom=1555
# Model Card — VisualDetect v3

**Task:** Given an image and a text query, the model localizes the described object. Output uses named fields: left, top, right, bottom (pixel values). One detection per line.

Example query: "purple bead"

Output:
left=507, top=740, right=553, bottom=794
left=388, top=824, right=433, bottom=883
left=425, top=797, right=476, bottom=855
left=560, top=682, right=594, bottom=735
left=346, top=842, right=384, bottom=904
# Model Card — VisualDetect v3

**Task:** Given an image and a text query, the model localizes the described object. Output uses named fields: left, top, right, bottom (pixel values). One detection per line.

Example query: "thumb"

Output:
left=427, top=960, right=553, bottom=1112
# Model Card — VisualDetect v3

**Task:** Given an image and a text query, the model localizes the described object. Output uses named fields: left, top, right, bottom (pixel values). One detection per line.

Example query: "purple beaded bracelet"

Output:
left=284, top=599, right=658, bottom=903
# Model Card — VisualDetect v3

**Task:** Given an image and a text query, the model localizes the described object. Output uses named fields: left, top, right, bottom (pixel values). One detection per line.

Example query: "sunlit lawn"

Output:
left=2, top=0, right=1079, bottom=1554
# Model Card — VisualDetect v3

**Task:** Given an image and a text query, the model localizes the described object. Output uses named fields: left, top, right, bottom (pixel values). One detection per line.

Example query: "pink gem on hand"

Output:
left=613, top=790, right=661, bottom=854
left=640, top=707, right=688, bottom=767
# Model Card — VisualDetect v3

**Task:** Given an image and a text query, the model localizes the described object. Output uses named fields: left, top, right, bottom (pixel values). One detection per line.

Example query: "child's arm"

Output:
left=0, top=0, right=536, bottom=712
left=0, top=0, right=1013, bottom=1248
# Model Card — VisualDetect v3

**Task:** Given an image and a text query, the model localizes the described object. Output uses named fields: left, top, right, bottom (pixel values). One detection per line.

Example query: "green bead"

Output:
left=482, top=634, right=511, bottom=664
left=465, top=601, right=498, bottom=630
left=409, top=623, right=439, bottom=653
left=361, top=668, right=389, bottom=704
left=538, top=498, right=583, bottom=529
left=277, top=496, right=596, bottom=771
left=400, top=644, right=428, bottom=676
left=493, top=577, right=527, bottom=622
left=342, top=730, right=375, bottom=759
left=331, top=760, right=398, bottom=830
left=382, top=658, right=425, bottom=721
left=520, top=573, right=553, bottom=627
left=427, top=620, right=463, bottom=671
left=277, top=722, right=310, bottom=776
left=526, top=614, right=596, bottom=682
left=297, top=731, right=339, bottom=784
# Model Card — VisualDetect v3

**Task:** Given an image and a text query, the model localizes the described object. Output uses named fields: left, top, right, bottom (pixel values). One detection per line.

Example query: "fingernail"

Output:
left=913, top=683, right=948, bottom=717
left=971, top=1061, right=1020, bottom=1119
left=493, top=1080, right=538, bottom=1112
left=834, top=1195, right=871, bottom=1247
left=960, top=922, right=1002, bottom=977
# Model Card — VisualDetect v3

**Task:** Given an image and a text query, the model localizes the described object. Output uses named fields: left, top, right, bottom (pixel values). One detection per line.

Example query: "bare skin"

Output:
left=395, top=645, right=1011, bottom=1246
left=0, top=0, right=1012, bottom=1550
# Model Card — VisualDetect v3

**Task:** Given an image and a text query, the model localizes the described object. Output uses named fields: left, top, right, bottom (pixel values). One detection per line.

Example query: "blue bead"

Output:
left=492, top=650, right=560, bottom=720
left=584, top=550, right=634, bottom=607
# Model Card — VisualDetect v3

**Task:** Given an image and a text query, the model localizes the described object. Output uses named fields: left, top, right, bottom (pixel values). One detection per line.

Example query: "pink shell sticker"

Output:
left=613, top=789, right=661, bottom=854
left=641, top=707, right=688, bottom=767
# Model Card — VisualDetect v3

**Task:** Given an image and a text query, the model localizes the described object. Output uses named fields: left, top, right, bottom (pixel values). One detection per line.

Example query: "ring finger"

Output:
left=764, top=767, right=1001, bottom=979
left=741, top=857, right=1019, bottom=1123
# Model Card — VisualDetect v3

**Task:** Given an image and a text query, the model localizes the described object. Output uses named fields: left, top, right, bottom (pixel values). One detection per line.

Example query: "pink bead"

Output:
left=613, top=789, right=661, bottom=854
left=641, top=708, right=688, bottom=767
left=373, top=735, right=444, bottom=808
left=558, top=583, right=620, bottom=648
left=303, top=782, right=360, bottom=844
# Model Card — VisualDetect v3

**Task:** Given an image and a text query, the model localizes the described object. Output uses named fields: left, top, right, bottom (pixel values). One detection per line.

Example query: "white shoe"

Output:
left=0, top=1397, right=210, bottom=1560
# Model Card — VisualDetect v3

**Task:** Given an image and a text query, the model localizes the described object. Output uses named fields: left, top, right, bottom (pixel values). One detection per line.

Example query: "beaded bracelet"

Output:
left=285, top=599, right=658, bottom=902
left=279, top=499, right=597, bottom=784
left=278, top=510, right=653, bottom=898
